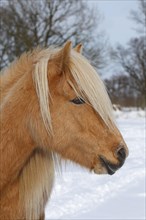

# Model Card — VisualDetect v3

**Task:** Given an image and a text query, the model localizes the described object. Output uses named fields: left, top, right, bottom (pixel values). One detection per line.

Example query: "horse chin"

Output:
left=93, top=164, right=108, bottom=175
left=93, top=163, right=116, bottom=175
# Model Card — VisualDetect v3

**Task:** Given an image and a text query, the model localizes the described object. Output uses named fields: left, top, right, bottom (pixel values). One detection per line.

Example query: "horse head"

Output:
left=32, top=41, right=129, bottom=175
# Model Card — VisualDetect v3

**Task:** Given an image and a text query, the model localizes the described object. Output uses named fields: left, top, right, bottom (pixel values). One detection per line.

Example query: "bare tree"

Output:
left=130, top=0, right=146, bottom=34
left=105, top=74, right=141, bottom=107
left=111, top=36, right=146, bottom=107
left=0, top=0, right=107, bottom=70
left=109, top=0, right=146, bottom=108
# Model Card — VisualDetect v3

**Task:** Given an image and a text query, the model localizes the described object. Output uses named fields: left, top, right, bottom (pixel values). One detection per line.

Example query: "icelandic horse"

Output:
left=0, top=42, right=128, bottom=220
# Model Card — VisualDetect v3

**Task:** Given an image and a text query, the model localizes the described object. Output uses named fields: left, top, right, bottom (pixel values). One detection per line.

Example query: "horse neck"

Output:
left=0, top=69, right=37, bottom=192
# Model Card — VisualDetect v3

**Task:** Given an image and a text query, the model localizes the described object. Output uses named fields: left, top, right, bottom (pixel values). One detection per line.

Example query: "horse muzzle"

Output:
left=99, top=150, right=126, bottom=175
left=93, top=146, right=127, bottom=175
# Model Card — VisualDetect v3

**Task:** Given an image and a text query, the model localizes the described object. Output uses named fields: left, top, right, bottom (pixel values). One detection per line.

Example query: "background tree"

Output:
left=130, top=0, right=146, bottom=34
left=105, top=74, right=141, bottom=107
left=108, top=0, right=146, bottom=108
left=0, top=0, right=108, bottom=70
left=113, top=37, right=146, bottom=106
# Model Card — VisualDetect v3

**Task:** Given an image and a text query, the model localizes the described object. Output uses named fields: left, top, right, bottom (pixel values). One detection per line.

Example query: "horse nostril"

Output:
left=116, top=147, right=126, bottom=162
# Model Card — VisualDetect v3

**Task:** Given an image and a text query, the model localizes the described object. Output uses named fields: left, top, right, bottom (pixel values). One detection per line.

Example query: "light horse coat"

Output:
left=0, top=42, right=128, bottom=220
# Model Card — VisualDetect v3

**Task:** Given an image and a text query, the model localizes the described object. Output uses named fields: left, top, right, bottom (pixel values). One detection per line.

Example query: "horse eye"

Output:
left=70, top=97, right=85, bottom=105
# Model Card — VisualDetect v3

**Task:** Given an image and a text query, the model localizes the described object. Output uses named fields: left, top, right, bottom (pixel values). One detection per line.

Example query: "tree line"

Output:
left=106, top=0, right=146, bottom=108
left=0, top=0, right=108, bottom=70
left=0, top=0, right=145, bottom=108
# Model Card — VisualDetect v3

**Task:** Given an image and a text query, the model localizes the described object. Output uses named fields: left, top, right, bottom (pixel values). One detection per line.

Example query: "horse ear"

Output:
left=74, top=43, right=83, bottom=53
left=55, top=41, right=72, bottom=74
left=62, top=41, right=72, bottom=58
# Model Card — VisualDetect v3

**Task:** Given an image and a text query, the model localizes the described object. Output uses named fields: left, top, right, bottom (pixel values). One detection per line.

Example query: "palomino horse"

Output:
left=0, top=42, right=128, bottom=220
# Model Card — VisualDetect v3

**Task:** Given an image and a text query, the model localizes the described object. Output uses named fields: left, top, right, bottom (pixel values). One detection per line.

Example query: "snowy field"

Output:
left=45, top=109, right=145, bottom=220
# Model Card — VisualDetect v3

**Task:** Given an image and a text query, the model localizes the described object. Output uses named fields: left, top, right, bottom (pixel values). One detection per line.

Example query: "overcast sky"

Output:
left=88, top=0, right=139, bottom=77
left=90, top=0, right=138, bottom=46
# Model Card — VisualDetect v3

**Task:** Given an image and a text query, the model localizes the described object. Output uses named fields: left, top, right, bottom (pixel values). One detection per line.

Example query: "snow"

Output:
left=45, top=109, right=145, bottom=220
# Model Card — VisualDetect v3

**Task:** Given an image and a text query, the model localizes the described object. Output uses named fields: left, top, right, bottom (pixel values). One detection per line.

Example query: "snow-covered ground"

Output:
left=45, top=109, right=145, bottom=220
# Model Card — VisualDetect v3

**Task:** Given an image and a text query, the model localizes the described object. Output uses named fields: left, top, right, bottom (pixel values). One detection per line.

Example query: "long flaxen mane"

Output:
left=1, top=45, right=114, bottom=134
left=0, top=44, right=115, bottom=219
left=33, top=46, right=115, bottom=136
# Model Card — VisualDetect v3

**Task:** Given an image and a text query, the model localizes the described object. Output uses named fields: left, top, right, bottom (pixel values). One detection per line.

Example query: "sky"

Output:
left=87, top=0, right=139, bottom=77
left=89, top=0, right=139, bottom=46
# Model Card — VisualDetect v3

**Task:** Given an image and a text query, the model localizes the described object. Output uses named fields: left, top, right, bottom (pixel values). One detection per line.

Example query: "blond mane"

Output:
left=33, top=47, right=115, bottom=135
left=70, top=51, right=115, bottom=128
left=1, top=46, right=114, bottom=133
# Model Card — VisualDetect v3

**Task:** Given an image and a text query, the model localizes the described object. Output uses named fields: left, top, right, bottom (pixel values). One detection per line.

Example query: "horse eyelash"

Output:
left=70, top=97, right=85, bottom=105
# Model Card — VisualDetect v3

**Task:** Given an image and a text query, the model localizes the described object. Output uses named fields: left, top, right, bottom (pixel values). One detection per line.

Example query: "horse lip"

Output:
left=99, top=156, right=116, bottom=175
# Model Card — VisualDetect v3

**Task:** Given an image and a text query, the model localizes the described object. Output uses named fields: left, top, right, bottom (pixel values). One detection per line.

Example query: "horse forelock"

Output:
left=69, top=51, right=115, bottom=129
left=33, top=57, right=52, bottom=135
left=32, top=47, right=59, bottom=135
